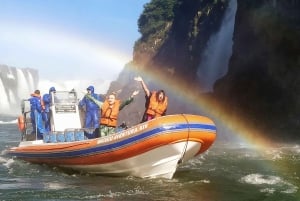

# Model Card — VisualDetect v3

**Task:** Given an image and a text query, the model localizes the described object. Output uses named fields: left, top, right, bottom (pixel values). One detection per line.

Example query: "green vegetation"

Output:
left=138, top=0, right=178, bottom=39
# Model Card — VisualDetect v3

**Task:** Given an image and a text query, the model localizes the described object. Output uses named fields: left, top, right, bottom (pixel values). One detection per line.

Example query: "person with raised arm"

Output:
left=134, top=76, right=168, bottom=122
left=100, top=90, right=139, bottom=136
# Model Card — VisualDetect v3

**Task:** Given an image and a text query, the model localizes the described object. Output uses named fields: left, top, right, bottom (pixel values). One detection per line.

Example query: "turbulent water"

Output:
left=0, top=115, right=299, bottom=201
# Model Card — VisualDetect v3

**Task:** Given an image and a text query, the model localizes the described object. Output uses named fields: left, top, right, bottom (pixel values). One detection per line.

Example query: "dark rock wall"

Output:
left=151, top=0, right=228, bottom=83
left=109, top=0, right=300, bottom=141
left=214, top=0, right=300, bottom=139
left=109, top=0, right=230, bottom=127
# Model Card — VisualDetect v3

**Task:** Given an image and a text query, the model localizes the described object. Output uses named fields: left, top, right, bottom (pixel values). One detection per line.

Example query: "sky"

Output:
left=0, top=0, right=149, bottom=93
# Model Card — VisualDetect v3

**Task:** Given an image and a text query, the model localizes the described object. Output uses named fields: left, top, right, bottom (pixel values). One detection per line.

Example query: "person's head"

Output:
left=49, top=87, right=56, bottom=94
left=34, top=89, right=40, bottom=96
left=107, top=94, right=116, bottom=105
left=86, top=86, right=94, bottom=94
left=156, top=90, right=166, bottom=102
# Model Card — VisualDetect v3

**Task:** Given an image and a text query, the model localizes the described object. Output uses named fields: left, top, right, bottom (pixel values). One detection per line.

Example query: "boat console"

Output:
left=50, top=90, right=82, bottom=131
left=19, top=90, right=89, bottom=143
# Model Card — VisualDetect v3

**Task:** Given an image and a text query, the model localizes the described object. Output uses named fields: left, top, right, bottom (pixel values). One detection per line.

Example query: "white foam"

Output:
left=240, top=173, right=298, bottom=194
left=0, top=119, right=17, bottom=124
left=240, top=173, right=281, bottom=185
left=45, top=182, right=70, bottom=190
left=260, top=188, right=276, bottom=194
left=266, top=149, right=283, bottom=160
left=3, top=158, right=15, bottom=168
left=0, top=156, right=8, bottom=163
left=200, top=179, right=210, bottom=183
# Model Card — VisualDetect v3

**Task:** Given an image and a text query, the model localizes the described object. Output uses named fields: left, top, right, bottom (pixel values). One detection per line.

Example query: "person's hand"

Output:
left=131, top=90, right=140, bottom=97
left=134, top=76, right=143, bottom=82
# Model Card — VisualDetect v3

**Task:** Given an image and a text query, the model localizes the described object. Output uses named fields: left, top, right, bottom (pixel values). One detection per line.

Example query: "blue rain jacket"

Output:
left=79, top=86, right=102, bottom=128
left=29, top=94, right=47, bottom=139
left=42, top=87, right=56, bottom=131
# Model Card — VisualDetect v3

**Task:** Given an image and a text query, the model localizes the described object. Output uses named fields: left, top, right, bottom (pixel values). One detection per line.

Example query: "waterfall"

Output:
left=27, top=71, right=35, bottom=93
left=17, top=68, right=32, bottom=100
left=0, top=65, right=38, bottom=115
left=197, top=0, right=237, bottom=92
left=0, top=79, right=10, bottom=110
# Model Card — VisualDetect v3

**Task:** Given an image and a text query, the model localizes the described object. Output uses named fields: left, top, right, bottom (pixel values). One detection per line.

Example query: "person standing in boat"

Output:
left=42, top=86, right=56, bottom=132
left=100, top=90, right=139, bottom=136
left=134, top=76, right=168, bottom=122
left=79, top=85, right=103, bottom=138
left=29, top=89, right=47, bottom=139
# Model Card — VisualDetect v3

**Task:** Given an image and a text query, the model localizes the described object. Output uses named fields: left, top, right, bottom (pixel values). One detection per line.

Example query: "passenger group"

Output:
left=28, top=76, right=168, bottom=140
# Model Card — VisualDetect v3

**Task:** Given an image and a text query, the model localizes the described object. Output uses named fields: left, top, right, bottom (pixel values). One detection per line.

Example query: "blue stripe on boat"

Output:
left=11, top=123, right=216, bottom=158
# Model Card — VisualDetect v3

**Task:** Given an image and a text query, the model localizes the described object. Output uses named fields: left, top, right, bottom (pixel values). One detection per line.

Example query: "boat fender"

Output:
left=17, top=115, right=25, bottom=132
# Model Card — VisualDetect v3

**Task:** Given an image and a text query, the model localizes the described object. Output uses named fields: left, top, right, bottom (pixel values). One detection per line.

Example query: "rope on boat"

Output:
left=178, top=114, right=190, bottom=164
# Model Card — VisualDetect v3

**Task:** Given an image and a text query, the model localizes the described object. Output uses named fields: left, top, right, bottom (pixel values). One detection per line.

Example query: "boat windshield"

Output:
left=52, top=91, right=78, bottom=105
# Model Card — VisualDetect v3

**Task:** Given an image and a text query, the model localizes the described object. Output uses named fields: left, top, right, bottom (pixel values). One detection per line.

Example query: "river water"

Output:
left=0, top=115, right=299, bottom=201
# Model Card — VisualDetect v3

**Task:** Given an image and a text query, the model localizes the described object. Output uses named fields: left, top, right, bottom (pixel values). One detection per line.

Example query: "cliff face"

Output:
left=109, top=0, right=230, bottom=127
left=134, top=0, right=229, bottom=86
left=214, top=0, right=300, bottom=139
left=109, top=0, right=300, bottom=141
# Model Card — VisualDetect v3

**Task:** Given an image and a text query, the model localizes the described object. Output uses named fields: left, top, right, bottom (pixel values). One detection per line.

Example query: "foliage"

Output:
left=138, top=0, right=178, bottom=39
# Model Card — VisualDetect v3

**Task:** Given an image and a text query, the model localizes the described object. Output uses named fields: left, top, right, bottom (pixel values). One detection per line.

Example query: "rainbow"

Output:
left=7, top=20, right=274, bottom=150
left=125, top=65, right=296, bottom=181
left=124, top=64, right=276, bottom=151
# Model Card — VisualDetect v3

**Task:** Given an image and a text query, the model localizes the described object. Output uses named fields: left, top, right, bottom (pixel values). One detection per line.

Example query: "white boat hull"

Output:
left=61, top=141, right=201, bottom=179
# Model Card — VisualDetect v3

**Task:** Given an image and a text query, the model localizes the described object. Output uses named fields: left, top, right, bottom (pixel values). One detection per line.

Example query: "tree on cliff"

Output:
left=138, top=0, right=177, bottom=39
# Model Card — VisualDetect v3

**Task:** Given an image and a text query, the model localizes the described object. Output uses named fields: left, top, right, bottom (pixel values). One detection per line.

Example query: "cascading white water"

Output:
left=16, top=68, right=32, bottom=100
left=7, top=88, right=17, bottom=106
left=0, top=65, right=111, bottom=115
left=0, top=79, right=10, bottom=111
left=27, top=71, right=35, bottom=94
left=0, top=66, right=38, bottom=115
left=197, top=0, right=237, bottom=92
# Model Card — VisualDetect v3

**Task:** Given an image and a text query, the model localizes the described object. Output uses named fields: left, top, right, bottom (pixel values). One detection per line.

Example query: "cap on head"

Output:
left=87, top=86, right=94, bottom=93
left=49, top=87, right=56, bottom=93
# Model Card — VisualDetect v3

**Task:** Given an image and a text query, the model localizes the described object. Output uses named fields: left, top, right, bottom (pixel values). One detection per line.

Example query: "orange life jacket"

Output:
left=146, top=91, right=168, bottom=117
left=17, top=115, right=25, bottom=131
left=100, top=99, right=120, bottom=127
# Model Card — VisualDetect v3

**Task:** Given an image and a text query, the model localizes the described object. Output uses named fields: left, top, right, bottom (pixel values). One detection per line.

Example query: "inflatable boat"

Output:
left=6, top=90, right=217, bottom=179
